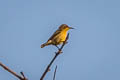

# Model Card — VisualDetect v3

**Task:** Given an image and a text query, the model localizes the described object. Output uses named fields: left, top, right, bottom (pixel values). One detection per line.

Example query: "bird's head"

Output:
left=59, top=24, right=74, bottom=31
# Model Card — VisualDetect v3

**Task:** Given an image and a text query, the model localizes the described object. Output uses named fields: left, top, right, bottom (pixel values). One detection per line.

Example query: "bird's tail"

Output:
left=41, top=43, right=46, bottom=48
left=41, top=40, right=52, bottom=48
left=41, top=43, right=49, bottom=48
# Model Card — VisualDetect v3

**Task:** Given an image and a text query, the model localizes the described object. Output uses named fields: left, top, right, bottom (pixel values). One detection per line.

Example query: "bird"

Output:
left=41, top=24, right=74, bottom=49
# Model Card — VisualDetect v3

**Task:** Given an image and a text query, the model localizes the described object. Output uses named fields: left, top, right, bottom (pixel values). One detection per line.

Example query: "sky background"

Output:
left=0, top=0, right=120, bottom=80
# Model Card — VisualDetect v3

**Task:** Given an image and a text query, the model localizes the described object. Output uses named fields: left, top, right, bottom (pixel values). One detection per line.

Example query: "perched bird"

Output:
left=41, top=24, right=74, bottom=48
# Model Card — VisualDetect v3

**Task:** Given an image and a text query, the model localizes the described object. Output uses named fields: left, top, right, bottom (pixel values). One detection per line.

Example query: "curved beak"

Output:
left=69, top=27, right=74, bottom=29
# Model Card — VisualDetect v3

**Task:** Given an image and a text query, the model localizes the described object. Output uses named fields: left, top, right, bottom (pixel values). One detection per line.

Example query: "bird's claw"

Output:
left=55, top=50, right=63, bottom=54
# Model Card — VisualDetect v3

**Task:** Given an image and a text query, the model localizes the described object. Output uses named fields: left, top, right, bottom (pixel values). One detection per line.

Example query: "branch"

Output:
left=0, top=62, right=27, bottom=80
left=40, top=33, right=69, bottom=80
left=53, top=65, right=57, bottom=80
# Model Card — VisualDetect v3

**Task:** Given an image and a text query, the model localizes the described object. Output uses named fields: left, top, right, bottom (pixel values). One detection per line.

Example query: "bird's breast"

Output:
left=59, top=31, right=67, bottom=41
left=54, top=31, right=67, bottom=44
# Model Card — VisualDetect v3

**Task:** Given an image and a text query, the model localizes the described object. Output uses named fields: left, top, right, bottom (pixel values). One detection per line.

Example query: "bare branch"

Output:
left=0, top=62, right=27, bottom=80
left=53, top=65, right=57, bottom=80
left=40, top=33, right=69, bottom=80
left=20, top=72, right=28, bottom=80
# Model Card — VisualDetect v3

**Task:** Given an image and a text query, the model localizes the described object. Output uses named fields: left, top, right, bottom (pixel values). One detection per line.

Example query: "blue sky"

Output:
left=0, top=0, right=120, bottom=80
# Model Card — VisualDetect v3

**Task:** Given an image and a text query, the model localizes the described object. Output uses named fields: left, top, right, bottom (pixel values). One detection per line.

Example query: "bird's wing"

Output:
left=47, top=30, right=61, bottom=41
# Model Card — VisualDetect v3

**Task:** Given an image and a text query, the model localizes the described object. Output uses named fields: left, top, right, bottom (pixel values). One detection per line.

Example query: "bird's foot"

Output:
left=55, top=50, right=63, bottom=54
left=58, top=50, right=63, bottom=54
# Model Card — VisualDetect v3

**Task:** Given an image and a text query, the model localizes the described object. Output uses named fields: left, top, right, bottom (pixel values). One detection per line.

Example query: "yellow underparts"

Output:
left=52, top=28, right=69, bottom=45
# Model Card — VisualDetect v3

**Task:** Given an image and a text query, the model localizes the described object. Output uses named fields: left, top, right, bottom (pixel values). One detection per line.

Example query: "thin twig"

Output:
left=40, top=33, right=69, bottom=80
left=53, top=65, right=57, bottom=80
left=0, top=62, right=27, bottom=80
left=20, top=72, right=28, bottom=80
